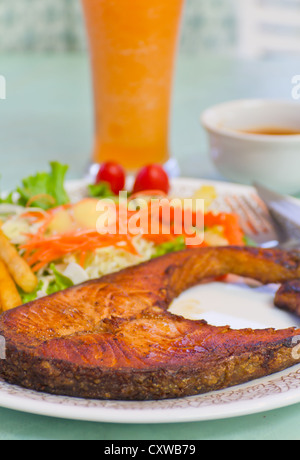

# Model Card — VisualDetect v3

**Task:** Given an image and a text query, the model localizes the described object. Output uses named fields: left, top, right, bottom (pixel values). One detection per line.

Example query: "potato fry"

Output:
left=0, top=259, right=22, bottom=312
left=0, top=229, right=38, bottom=293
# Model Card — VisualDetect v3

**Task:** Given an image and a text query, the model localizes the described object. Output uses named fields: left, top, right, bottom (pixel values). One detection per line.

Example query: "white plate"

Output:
left=1, top=177, right=300, bottom=424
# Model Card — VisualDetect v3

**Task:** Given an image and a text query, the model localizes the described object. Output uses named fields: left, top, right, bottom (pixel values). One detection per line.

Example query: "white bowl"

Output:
left=201, top=99, right=300, bottom=194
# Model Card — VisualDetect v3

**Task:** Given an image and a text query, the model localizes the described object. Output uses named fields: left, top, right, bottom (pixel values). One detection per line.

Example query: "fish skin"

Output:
left=275, top=280, right=300, bottom=317
left=1, top=247, right=300, bottom=400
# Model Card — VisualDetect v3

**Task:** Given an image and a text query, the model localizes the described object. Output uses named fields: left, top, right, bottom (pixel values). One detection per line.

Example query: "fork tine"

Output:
left=238, top=195, right=276, bottom=234
left=225, top=195, right=262, bottom=235
left=212, top=193, right=280, bottom=246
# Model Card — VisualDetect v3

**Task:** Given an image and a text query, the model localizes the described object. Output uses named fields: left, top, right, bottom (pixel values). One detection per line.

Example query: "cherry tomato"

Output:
left=96, top=162, right=126, bottom=195
left=133, top=164, right=170, bottom=195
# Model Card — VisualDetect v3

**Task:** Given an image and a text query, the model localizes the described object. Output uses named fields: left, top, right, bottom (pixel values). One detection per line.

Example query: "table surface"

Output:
left=1, top=52, right=300, bottom=440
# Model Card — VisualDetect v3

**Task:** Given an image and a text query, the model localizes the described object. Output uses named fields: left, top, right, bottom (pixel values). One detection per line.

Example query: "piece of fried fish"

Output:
left=1, top=247, right=300, bottom=401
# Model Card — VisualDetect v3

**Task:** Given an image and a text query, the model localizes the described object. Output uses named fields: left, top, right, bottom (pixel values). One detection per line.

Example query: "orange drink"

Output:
left=81, top=0, right=185, bottom=171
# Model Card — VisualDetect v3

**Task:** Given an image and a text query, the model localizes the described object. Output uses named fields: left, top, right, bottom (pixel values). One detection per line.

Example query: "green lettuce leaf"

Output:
left=18, top=265, right=74, bottom=304
left=243, top=235, right=258, bottom=247
left=47, top=264, right=74, bottom=295
left=0, top=191, right=14, bottom=204
left=15, top=162, right=70, bottom=210
left=152, top=236, right=186, bottom=259
left=18, top=280, right=44, bottom=304
left=88, top=181, right=116, bottom=198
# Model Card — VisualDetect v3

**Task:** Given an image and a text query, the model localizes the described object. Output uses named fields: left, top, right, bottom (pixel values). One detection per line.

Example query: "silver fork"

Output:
left=212, top=193, right=294, bottom=248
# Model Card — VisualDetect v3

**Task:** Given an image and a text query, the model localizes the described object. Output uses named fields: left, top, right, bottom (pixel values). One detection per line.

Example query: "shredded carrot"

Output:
left=19, top=196, right=246, bottom=273
left=20, top=211, right=47, bottom=221
left=26, top=194, right=57, bottom=208
left=204, top=212, right=245, bottom=246
left=21, top=230, right=140, bottom=272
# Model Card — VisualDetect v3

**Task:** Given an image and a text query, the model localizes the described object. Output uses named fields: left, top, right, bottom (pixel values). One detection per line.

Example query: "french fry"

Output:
left=0, top=229, right=38, bottom=293
left=0, top=259, right=22, bottom=312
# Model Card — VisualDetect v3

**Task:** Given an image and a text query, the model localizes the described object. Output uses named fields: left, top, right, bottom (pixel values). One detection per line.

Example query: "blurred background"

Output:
left=1, top=0, right=300, bottom=188
left=1, top=0, right=300, bottom=56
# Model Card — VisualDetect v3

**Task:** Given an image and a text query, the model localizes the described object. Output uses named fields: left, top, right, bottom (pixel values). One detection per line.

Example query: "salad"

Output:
left=0, top=162, right=246, bottom=306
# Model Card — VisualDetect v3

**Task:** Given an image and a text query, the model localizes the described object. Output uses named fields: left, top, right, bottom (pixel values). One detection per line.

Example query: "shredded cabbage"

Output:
left=60, top=236, right=155, bottom=280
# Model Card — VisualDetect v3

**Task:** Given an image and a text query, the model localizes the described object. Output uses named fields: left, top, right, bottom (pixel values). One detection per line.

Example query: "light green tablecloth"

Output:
left=0, top=53, right=300, bottom=440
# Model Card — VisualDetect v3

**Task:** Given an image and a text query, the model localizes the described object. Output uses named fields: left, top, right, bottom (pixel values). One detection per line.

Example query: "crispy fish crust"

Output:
left=1, top=247, right=300, bottom=401
left=275, top=280, right=300, bottom=316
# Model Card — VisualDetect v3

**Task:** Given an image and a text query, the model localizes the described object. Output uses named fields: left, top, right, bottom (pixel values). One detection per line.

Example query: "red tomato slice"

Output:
left=133, top=164, right=170, bottom=195
left=96, top=162, right=126, bottom=195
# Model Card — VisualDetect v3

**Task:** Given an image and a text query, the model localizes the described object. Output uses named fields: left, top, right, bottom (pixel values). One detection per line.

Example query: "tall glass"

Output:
left=81, top=0, right=185, bottom=172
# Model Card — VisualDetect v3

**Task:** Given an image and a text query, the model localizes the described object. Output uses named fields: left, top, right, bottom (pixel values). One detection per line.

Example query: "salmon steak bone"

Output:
left=1, top=247, right=300, bottom=400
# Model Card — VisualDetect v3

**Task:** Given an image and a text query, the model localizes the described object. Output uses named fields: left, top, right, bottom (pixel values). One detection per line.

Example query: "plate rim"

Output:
left=1, top=364, right=300, bottom=423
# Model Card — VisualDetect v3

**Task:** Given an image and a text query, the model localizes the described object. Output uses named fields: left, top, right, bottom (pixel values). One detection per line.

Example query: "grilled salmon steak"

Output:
left=1, top=247, right=300, bottom=401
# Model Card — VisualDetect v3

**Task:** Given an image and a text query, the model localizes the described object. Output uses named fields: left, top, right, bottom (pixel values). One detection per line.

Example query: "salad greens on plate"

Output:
left=0, top=162, right=247, bottom=307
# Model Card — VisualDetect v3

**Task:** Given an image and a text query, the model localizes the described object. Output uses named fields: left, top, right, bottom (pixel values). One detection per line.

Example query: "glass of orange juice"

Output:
left=81, top=0, right=185, bottom=174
